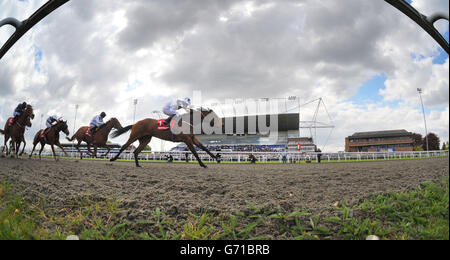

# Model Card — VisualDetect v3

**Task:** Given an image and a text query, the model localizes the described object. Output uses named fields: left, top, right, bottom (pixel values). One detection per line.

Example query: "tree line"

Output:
left=412, top=132, right=448, bottom=151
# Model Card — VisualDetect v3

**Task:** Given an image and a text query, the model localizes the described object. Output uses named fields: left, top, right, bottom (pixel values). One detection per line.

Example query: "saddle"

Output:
left=40, top=129, right=47, bottom=140
left=41, top=127, right=52, bottom=140
left=86, top=127, right=94, bottom=137
left=157, top=119, right=170, bottom=131
left=8, top=117, right=14, bottom=127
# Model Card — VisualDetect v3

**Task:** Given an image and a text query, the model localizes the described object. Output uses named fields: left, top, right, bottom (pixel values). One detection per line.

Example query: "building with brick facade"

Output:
left=345, top=130, right=414, bottom=152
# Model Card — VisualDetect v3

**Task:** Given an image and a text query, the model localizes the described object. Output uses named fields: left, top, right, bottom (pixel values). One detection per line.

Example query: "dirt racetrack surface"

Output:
left=0, top=157, right=448, bottom=220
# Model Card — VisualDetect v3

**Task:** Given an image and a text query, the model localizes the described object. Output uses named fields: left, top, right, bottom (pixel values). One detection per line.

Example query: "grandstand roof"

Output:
left=349, top=130, right=412, bottom=139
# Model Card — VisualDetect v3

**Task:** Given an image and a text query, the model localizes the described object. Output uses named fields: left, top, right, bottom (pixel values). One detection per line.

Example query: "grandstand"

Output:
left=171, top=97, right=328, bottom=153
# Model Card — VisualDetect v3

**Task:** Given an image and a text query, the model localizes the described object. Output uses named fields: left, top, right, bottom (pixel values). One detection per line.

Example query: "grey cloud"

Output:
left=0, top=65, right=14, bottom=96
left=117, top=0, right=239, bottom=51
left=160, top=0, right=399, bottom=101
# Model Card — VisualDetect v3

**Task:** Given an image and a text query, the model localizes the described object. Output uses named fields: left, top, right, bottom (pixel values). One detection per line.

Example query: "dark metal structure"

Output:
left=0, top=0, right=69, bottom=60
left=0, top=0, right=448, bottom=59
left=385, top=0, right=449, bottom=54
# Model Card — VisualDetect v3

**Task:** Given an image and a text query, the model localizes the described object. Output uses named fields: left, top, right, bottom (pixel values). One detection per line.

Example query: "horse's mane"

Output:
left=106, top=117, right=117, bottom=124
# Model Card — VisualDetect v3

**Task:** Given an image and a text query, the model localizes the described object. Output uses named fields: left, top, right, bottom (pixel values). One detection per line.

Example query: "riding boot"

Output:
left=164, top=115, right=175, bottom=126
left=89, top=126, right=97, bottom=134
left=43, top=128, right=50, bottom=142
left=11, top=115, right=18, bottom=125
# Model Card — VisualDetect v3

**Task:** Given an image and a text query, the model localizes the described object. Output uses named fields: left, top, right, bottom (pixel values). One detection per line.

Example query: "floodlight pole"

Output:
left=39, top=114, right=44, bottom=129
left=417, top=88, right=429, bottom=153
left=133, top=99, right=138, bottom=124
left=71, top=104, right=78, bottom=156
left=73, top=104, right=79, bottom=135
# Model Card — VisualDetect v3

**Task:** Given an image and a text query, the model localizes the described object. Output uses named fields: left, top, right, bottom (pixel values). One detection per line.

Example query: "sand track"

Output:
left=0, top=157, right=448, bottom=220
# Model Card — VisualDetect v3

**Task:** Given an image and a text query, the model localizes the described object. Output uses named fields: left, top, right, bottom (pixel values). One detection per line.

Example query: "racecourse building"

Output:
left=172, top=113, right=316, bottom=153
left=345, top=129, right=414, bottom=152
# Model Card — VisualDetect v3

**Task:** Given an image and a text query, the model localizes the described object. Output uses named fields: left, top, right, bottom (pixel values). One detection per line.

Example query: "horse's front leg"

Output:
left=50, top=145, right=58, bottom=161
left=56, top=141, right=68, bottom=157
left=192, top=136, right=217, bottom=160
left=186, top=142, right=207, bottom=168
left=19, top=137, right=26, bottom=156
left=10, top=139, right=18, bottom=158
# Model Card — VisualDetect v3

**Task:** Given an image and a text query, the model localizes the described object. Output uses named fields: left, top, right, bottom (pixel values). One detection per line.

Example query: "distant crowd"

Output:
left=171, top=144, right=287, bottom=153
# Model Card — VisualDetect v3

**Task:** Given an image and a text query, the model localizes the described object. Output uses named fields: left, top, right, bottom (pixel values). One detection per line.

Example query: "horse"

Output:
left=66, top=117, right=123, bottom=159
left=29, top=120, right=70, bottom=161
left=0, top=104, right=34, bottom=158
left=109, top=107, right=222, bottom=168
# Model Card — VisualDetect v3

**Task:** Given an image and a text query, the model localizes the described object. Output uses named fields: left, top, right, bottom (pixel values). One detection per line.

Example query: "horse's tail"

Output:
left=111, top=125, right=133, bottom=138
left=66, top=131, right=79, bottom=142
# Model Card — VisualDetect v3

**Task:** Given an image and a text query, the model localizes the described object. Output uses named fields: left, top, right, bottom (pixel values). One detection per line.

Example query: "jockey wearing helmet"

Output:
left=10, top=102, right=27, bottom=125
left=163, top=97, right=191, bottom=125
left=42, top=115, right=61, bottom=139
left=46, top=115, right=59, bottom=128
left=13, top=102, right=27, bottom=118
left=89, top=112, right=106, bottom=134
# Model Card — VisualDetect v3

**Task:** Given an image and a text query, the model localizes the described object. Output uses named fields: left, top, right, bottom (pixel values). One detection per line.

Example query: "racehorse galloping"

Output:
left=0, top=105, right=34, bottom=158
left=29, top=120, right=70, bottom=161
left=66, top=118, right=123, bottom=159
left=110, top=108, right=221, bottom=168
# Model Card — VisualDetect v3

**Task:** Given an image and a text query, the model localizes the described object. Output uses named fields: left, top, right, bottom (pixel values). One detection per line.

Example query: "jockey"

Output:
left=89, top=112, right=106, bottom=134
left=12, top=102, right=27, bottom=123
left=42, top=115, right=59, bottom=139
left=46, top=115, right=59, bottom=128
left=163, top=97, right=191, bottom=125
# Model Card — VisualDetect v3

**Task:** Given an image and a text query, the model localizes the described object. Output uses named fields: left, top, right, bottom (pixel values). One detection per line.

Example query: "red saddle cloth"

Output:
left=40, top=130, right=46, bottom=139
left=157, top=119, right=170, bottom=131
left=86, top=127, right=94, bottom=137
left=8, top=117, right=14, bottom=127
left=40, top=128, right=50, bottom=139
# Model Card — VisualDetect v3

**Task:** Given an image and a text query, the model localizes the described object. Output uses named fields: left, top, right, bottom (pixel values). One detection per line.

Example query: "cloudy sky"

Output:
left=0, top=0, right=448, bottom=152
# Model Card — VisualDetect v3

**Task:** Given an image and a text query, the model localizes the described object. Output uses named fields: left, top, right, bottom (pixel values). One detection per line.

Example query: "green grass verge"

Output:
left=1, top=178, right=448, bottom=240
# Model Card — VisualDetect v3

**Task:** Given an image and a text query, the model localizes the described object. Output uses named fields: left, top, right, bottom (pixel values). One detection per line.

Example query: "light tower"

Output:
left=133, top=99, right=138, bottom=124
left=417, top=88, right=429, bottom=152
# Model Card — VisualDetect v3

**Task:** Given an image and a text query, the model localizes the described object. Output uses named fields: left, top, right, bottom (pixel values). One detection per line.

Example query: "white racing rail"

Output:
left=26, top=148, right=449, bottom=163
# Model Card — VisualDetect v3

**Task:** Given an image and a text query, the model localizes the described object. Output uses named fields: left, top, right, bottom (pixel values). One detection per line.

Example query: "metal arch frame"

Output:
left=385, top=0, right=449, bottom=54
left=0, top=0, right=69, bottom=60
left=0, top=0, right=449, bottom=60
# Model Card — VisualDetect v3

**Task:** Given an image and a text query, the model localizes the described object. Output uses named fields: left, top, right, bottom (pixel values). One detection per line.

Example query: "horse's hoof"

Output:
left=202, top=165, right=208, bottom=169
